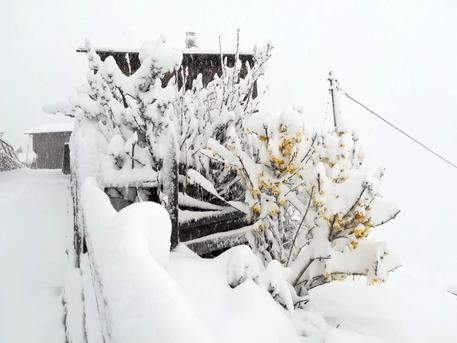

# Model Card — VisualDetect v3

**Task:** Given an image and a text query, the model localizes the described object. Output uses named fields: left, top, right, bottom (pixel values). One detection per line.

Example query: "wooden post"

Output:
left=62, top=143, right=71, bottom=174
left=161, top=134, right=179, bottom=250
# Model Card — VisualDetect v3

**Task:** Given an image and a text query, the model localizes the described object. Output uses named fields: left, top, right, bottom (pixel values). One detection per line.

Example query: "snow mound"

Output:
left=224, top=244, right=262, bottom=288
left=81, top=178, right=213, bottom=343
left=169, top=245, right=308, bottom=343
left=110, top=201, right=171, bottom=266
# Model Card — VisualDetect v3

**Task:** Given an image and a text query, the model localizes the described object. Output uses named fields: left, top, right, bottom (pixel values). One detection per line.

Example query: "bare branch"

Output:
left=287, top=186, right=314, bottom=266
left=373, top=210, right=400, bottom=227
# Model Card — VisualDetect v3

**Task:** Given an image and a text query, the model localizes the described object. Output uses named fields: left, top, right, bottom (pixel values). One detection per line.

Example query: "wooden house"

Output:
left=76, top=43, right=256, bottom=95
left=25, top=122, right=73, bottom=169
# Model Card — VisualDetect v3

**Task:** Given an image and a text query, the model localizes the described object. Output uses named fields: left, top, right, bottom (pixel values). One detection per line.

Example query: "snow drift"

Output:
left=80, top=178, right=321, bottom=343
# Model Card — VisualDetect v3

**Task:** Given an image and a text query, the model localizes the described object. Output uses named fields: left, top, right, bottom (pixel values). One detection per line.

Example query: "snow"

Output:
left=264, top=259, right=295, bottom=311
left=81, top=179, right=214, bottom=343
left=178, top=207, right=238, bottom=223
left=107, top=134, right=125, bottom=156
left=2, top=168, right=457, bottom=342
left=79, top=178, right=324, bottom=342
left=187, top=168, right=222, bottom=197
left=63, top=265, right=85, bottom=343
left=17, top=149, right=36, bottom=165
left=75, top=168, right=456, bottom=343
left=77, top=45, right=253, bottom=56
left=0, top=169, right=68, bottom=342
left=186, top=168, right=248, bottom=213
left=179, top=192, right=225, bottom=210
left=109, top=199, right=172, bottom=266
left=311, top=271, right=457, bottom=343
left=326, top=240, right=400, bottom=284
left=168, top=245, right=304, bottom=343
left=185, top=224, right=253, bottom=255
left=138, top=35, right=183, bottom=73
left=186, top=224, right=253, bottom=245
left=448, top=286, right=457, bottom=299
left=25, top=120, right=75, bottom=134
left=4, top=30, right=456, bottom=343
left=80, top=254, right=104, bottom=343
left=224, top=244, right=262, bottom=287
left=100, top=155, right=158, bottom=187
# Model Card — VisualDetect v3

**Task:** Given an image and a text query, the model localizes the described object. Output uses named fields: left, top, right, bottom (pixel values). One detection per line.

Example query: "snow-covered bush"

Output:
left=203, top=92, right=400, bottom=299
left=72, top=33, right=400, bottom=309
left=0, top=152, right=23, bottom=171
left=72, top=34, right=271, bottom=189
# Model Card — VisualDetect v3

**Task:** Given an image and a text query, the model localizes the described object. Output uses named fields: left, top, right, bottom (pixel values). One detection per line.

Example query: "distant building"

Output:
left=25, top=122, right=73, bottom=169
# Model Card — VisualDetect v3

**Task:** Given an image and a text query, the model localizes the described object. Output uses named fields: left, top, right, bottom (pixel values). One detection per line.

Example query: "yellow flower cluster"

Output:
left=251, top=203, right=261, bottom=217
left=249, top=187, right=261, bottom=198
left=332, top=274, right=348, bottom=282
left=353, top=224, right=370, bottom=239
left=368, top=277, right=383, bottom=286
left=320, top=156, right=335, bottom=168
left=313, top=203, right=374, bottom=251
left=279, top=137, right=294, bottom=158
left=258, top=178, right=280, bottom=197
left=253, top=221, right=266, bottom=231
left=269, top=155, right=286, bottom=173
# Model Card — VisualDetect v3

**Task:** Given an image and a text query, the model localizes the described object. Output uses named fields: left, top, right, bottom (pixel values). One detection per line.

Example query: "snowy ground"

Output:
left=312, top=270, right=457, bottom=342
left=0, top=169, right=68, bottom=343
left=1, top=169, right=456, bottom=342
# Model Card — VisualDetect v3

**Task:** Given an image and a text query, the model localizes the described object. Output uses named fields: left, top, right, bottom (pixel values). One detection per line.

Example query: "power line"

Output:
left=342, top=90, right=457, bottom=170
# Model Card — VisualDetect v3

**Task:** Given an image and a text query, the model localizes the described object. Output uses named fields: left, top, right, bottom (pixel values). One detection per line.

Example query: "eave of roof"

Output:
left=76, top=46, right=254, bottom=56
left=25, top=121, right=74, bottom=135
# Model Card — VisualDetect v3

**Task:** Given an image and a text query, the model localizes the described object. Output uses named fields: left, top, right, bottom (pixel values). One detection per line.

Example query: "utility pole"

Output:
left=328, top=71, right=342, bottom=132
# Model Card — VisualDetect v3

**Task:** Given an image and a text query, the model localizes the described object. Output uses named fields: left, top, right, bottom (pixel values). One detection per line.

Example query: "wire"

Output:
left=342, top=90, right=457, bottom=170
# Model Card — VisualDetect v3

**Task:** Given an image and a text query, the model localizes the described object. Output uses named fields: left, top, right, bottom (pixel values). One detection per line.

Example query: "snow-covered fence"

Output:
left=64, top=131, right=254, bottom=341
left=69, top=175, right=317, bottom=343
left=71, top=178, right=215, bottom=343
left=102, top=184, right=252, bottom=254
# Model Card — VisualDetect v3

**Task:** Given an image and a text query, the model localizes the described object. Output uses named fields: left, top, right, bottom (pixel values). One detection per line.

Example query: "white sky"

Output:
left=1, top=0, right=456, bottom=281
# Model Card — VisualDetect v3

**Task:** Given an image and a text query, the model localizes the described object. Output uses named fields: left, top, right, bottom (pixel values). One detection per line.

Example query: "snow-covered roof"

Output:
left=76, top=46, right=254, bottom=56
left=25, top=121, right=74, bottom=134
